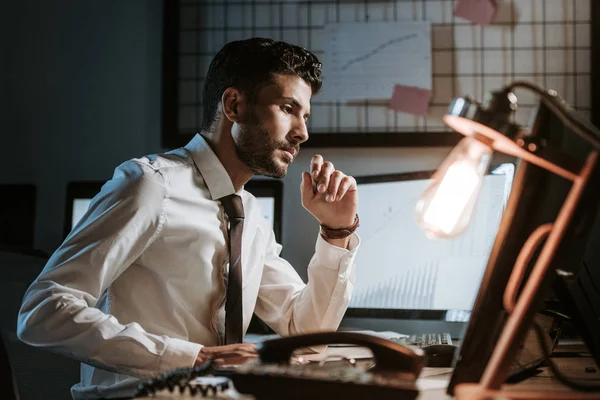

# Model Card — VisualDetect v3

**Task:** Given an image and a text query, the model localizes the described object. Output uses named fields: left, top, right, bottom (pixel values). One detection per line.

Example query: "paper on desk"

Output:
left=389, top=84, right=432, bottom=116
left=416, top=377, right=451, bottom=391
left=419, top=367, right=454, bottom=378
left=344, top=330, right=408, bottom=340
left=320, top=21, right=431, bottom=101
left=296, top=346, right=375, bottom=363
left=454, top=0, right=497, bottom=26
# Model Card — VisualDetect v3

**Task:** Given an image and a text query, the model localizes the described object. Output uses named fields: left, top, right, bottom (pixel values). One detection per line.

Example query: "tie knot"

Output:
left=221, top=194, right=244, bottom=219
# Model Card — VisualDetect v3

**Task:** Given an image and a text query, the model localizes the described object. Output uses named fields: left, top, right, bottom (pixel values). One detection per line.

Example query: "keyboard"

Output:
left=392, top=332, right=452, bottom=348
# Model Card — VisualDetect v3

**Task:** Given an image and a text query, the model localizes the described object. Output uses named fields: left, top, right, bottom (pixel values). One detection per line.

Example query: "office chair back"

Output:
left=0, top=248, right=81, bottom=400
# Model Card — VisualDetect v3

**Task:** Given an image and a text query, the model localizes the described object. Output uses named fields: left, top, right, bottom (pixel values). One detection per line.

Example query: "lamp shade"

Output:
left=415, top=135, right=493, bottom=239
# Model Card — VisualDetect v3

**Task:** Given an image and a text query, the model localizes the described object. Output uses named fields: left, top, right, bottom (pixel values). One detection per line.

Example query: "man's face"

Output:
left=232, top=74, right=312, bottom=178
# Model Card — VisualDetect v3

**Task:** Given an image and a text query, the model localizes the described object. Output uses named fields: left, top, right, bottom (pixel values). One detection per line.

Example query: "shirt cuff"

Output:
left=158, top=338, right=203, bottom=374
left=314, top=232, right=360, bottom=270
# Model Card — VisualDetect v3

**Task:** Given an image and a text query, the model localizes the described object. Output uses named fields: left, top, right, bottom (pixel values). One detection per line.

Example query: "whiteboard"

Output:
left=320, top=21, right=431, bottom=101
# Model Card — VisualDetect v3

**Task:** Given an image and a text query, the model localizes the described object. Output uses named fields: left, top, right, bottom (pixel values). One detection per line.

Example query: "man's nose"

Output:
left=290, top=118, right=309, bottom=144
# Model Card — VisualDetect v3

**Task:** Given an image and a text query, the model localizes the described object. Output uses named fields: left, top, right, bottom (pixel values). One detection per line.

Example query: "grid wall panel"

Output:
left=165, top=0, right=592, bottom=147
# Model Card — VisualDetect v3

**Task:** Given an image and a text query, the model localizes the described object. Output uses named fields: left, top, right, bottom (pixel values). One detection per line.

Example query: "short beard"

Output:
left=234, top=112, right=298, bottom=178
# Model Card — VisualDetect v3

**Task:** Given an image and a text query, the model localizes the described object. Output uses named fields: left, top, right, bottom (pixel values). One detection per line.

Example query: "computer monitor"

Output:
left=341, top=163, right=515, bottom=338
left=448, top=108, right=600, bottom=393
left=64, top=179, right=283, bottom=243
left=64, top=181, right=104, bottom=238
left=244, top=179, right=283, bottom=243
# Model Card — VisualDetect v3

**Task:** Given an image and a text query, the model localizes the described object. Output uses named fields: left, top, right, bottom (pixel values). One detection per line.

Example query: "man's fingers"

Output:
left=201, top=343, right=257, bottom=357
left=326, top=171, right=344, bottom=202
left=217, top=343, right=257, bottom=351
left=196, top=343, right=258, bottom=366
left=301, top=171, right=315, bottom=198
left=218, top=350, right=258, bottom=359
left=336, top=176, right=356, bottom=200
left=310, top=154, right=323, bottom=180
left=214, top=354, right=258, bottom=366
left=215, top=345, right=258, bottom=365
left=316, top=162, right=334, bottom=194
left=306, top=155, right=357, bottom=203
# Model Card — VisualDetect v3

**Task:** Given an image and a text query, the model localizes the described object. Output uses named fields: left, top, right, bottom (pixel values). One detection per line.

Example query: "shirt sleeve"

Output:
left=17, top=160, right=201, bottom=378
left=253, top=225, right=360, bottom=337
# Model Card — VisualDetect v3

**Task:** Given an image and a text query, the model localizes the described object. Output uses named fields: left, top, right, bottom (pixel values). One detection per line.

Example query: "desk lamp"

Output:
left=416, top=81, right=600, bottom=399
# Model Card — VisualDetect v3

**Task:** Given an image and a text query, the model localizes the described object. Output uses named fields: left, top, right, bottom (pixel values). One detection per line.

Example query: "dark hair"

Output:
left=201, top=37, right=322, bottom=131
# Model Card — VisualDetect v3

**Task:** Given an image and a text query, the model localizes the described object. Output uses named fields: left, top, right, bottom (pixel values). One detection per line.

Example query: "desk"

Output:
left=135, top=343, right=600, bottom=399
left=418, top=342, right=600, bottom=400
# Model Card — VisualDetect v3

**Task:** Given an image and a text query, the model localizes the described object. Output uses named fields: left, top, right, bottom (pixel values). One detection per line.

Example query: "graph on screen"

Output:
left=351, top=260, right=439, bottom=309
left=350, top=164, right=513, bottom=311
left=321, top=21, right=431, bottom=101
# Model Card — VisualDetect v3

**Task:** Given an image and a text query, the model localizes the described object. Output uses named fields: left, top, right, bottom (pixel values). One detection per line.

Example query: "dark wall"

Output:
left=0, top=0, right=163, bottom=251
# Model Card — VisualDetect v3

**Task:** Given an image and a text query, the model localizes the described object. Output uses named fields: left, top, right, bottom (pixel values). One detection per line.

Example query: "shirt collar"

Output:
left=184, top=133, right=237, bottom=200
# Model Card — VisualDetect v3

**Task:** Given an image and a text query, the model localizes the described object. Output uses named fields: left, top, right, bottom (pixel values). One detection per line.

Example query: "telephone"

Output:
left=218, top=331, right=424, bottom=400
left=134, top=332, right=424, bottom=399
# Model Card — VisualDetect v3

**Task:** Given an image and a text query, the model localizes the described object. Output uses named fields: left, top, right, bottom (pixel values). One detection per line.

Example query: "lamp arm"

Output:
left=508, top=81, right=600, bottom=150
left=503, top=223, right=553, bottom=313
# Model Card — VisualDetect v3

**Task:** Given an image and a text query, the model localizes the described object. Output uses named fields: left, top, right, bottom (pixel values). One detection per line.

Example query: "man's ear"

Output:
left=221, top=87, right=247, bottom=123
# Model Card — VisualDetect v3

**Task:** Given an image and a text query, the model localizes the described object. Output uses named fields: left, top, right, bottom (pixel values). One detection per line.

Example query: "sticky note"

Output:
left=454, top=0, right=497, bottom=26
left=389, top=85, right=432, bottom=116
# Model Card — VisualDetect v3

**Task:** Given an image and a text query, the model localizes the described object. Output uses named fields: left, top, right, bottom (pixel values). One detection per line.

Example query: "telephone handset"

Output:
left=258, top=331, right=424, bottom=373
left=219, top=331, right=425, bottom=400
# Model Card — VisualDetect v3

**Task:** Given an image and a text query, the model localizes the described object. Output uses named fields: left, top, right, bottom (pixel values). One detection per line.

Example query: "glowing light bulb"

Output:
left=416, top=136, right=493, bottom=238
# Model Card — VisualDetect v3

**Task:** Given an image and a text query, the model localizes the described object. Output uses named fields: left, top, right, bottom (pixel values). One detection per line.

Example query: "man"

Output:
left=17, top=38, right=360, bottom=399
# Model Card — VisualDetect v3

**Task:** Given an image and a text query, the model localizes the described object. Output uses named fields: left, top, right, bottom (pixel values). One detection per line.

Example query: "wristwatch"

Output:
left=320, top=214, right=360, bottom=240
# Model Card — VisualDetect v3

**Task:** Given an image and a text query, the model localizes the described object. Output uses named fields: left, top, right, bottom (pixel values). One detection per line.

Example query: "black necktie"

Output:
left=220, top=194, right=244, bottom=344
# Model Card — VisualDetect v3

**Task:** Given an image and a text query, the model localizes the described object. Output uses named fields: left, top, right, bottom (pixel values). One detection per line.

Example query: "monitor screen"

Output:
left=65, top=179, right=283, bottom=243
left=72, top=198, right=92, bottom=230
left=346, top=163, right=514, bottom=323
left=244, top=179, right=283, bottom=243
left=64, top=181, right=104, bottom=238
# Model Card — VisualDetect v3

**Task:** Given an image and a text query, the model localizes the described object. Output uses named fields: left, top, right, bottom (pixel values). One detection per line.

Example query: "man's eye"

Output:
left=282, top=105, right=293, bottom=113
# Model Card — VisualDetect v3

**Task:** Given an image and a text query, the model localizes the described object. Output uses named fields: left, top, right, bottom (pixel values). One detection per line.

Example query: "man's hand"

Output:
left=195, top=343, right=258, bottom=366
left=301, top=154, right=358, bottom=232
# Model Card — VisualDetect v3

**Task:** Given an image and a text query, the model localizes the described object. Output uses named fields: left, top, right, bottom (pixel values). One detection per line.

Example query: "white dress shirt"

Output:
left=17, top=134, right=359, bottom=399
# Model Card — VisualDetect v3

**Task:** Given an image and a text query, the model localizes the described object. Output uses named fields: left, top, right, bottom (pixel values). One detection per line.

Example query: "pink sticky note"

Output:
left=454, top=0, right=497, bottom=26
left=389, top=85, right=432, bottom=116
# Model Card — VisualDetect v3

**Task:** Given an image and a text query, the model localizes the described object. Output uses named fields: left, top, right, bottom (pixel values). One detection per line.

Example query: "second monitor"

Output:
left=342, top=163, right=514, bottom=337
